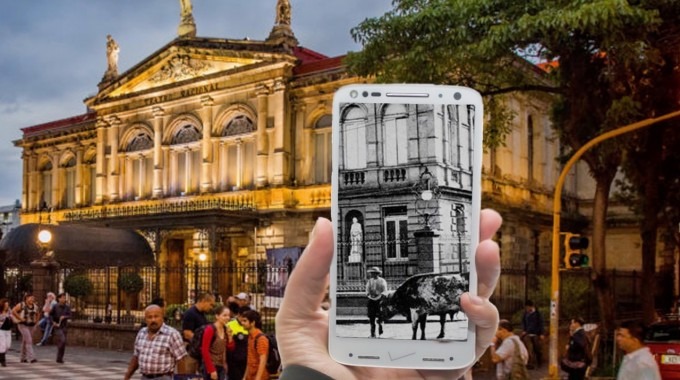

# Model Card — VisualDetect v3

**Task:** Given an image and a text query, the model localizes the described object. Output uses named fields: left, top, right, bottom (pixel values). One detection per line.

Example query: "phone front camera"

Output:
left=454, top=92, right=462, bottom=100
left=362, top=91, right=369, bottom=97
left=350, top=90, right=358, bottom=99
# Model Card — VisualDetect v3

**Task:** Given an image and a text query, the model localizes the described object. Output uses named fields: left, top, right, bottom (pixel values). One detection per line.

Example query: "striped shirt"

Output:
left=134, top=323, right=187, bottom=375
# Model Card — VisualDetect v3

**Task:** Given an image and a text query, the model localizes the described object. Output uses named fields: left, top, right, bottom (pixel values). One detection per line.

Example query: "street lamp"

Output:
left=193, top=238, right=207, bottom=304
left=413, top=167, right=440, bottom=230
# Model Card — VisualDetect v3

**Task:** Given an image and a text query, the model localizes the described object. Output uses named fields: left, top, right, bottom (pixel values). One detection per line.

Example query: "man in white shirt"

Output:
left=491, top=319, right=529, bottom=380
left=365, top=267, right=387, bottom=338
left=615, top=320, right=661, bottom=380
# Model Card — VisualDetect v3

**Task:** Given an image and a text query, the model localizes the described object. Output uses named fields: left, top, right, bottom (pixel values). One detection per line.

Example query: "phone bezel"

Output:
left=328, top=84, right=485, bottom=369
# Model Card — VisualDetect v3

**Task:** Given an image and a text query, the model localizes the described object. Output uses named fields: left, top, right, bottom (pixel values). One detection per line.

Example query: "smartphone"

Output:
left=328, top=84, right=484, bottom=369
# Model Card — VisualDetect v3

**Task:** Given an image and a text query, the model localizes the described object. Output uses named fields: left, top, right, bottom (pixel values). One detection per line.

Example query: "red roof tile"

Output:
left=22, top=112, right=96, bottom=137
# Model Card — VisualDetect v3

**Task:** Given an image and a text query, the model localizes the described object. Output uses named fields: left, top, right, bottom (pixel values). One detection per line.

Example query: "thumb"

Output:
left=278, top=218, right=334, bottom=319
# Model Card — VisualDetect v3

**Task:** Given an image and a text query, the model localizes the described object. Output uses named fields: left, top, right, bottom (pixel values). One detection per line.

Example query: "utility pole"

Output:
left=546, top=109, right=680, bottom=379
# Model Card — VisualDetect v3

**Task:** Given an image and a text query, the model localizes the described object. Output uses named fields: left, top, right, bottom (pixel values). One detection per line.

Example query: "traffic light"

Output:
left=563, top=233, right=590, bottom=269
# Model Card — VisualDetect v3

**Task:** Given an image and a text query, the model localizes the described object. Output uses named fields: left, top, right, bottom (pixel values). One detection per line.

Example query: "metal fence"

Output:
left=3, top=263, right=653, bottom=330
left=491, top=265, right=648, bottom=324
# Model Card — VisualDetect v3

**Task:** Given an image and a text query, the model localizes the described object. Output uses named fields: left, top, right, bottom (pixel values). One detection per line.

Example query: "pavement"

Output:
left=1, top=339, right=555, bottom=380
left=4, top=342, right=131, bottom=379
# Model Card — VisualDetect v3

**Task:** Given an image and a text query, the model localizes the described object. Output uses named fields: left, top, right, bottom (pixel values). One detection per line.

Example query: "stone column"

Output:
left=200, top=96, right=214, bottom=193
left=28, top=153, right=38, bottom=211
left=255, top=84, right=270, bottom=188
left=51, top=152, right=60, bottom=208
left=414, top=229, right=440, bottom=274
left=108, top=116, right=121, bottom=201
left=293, top=102, right=306, bottom=184
left=152, top=107, right=165, bottom=199
left=272, top=79, right=287, bottom=185
left=95, top=118, right=107, bottom=204
left=169, top=150, right=178, bottom=195
left=75, top=147, right=84, bottom=206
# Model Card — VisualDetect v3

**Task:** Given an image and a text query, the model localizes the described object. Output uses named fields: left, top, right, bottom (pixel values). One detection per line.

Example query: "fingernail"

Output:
left=470, top=295, right=485, bottom=305
left=310, top=218, right=321, bottom=241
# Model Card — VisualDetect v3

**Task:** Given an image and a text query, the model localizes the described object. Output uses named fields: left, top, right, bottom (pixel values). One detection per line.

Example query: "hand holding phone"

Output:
left=275, top=210, right=502, bottom=378
left=328, top=84, right=486, bottom=369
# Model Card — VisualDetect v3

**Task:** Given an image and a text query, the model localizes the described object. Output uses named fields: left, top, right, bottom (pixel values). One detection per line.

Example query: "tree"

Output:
left=346, top=0, right=679, bottom=331
left=117, top=272, right=144, bottom=315
left=64, top=273, right=93, bottom=315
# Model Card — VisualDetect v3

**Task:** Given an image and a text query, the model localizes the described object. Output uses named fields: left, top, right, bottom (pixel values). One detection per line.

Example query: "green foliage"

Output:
left=64, top=274, right=94, bottom=298
left=117, top=272, right=144, bottom=295
left=523, top=276, right=591, bottom=323
left=165, top=303, right=189, bottom=324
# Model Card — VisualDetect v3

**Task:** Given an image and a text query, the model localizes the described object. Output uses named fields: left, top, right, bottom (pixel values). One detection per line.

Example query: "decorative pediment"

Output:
left=149, top=55, right=212, bottom=83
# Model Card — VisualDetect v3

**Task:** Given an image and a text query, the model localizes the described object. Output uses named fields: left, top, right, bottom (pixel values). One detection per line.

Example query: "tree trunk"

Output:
left=591, top=177, right=616, bottom=333
left=639, top=127, right=663, bottom=325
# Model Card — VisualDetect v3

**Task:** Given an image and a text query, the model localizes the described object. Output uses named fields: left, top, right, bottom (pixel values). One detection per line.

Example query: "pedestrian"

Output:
left=181, top=293, right=215, bottom=374
left=520, top=299, right=545, bottom=368
left=11, top=293, right=40, bottom=363
left=490, top=319, right=529, bottom=380
left=0, top=298, right=12, bottom=367
left=365, top=266, right=387, bottom=338
left=226, top=303, right=249, bottom=380
left=236, top=292, right=257, bottom=311
left=273, top=211, right=503, bottom=379
left=124, top=305, right=187, bottom=380
left=561, top=317, right=591, bottom=380
left=615, top=320, right=661, bottom=380
left=37, top=292, right=57, bottom=346
left=49, top=293, right=71, bottom=364
left=240, top=310, right=268, bottom=380
left=200, top=305, right=235, bottom=380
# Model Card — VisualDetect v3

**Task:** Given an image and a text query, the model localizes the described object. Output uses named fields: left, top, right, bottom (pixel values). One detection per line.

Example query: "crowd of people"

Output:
left=0, top=211, right=667, bottom=379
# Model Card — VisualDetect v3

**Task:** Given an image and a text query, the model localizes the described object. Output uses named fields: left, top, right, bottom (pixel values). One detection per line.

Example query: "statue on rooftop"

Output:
left=104, top=34, right=120, bottom=79
left=275, top=0, right=291, bottom=25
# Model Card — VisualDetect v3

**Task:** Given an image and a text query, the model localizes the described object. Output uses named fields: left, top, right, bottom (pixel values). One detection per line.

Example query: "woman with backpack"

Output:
left=200, top=305, right=235, bottom=380
left=12, top=294, right=40, bottom=363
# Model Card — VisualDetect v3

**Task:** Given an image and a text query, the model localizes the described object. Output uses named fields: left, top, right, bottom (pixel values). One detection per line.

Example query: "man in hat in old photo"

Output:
left=365, top=266, right=387, bottom=338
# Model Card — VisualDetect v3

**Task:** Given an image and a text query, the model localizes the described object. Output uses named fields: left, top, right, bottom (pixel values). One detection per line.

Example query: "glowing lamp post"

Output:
left=413, top=167, right=440, bottom=230
left=194, top=251, right=207, bottom=304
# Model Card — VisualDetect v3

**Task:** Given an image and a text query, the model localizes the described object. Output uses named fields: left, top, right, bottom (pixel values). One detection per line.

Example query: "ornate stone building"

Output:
left=15, top=1, right=653, bottom=307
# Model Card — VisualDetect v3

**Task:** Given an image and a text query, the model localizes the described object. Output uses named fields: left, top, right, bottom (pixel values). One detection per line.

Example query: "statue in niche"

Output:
left=105, top=35, right=120, bottom=77
left=275, top=0, right=291, bottom=25
left=348, top=217, right=363, bottom=263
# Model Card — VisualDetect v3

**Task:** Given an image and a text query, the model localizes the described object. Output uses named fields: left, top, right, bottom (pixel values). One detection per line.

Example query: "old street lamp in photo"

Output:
left=413, top=167, right=440, bottom=230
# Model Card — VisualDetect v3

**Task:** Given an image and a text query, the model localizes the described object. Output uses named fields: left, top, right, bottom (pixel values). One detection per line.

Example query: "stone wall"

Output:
left=52, top=322, right=139, bottom=352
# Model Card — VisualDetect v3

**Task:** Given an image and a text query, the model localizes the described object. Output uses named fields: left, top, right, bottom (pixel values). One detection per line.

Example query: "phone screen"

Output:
left=329, top=84, right=483, bottom=368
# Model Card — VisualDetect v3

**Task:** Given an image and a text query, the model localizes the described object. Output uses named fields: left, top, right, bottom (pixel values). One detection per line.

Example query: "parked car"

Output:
left=646, top=319, right=680, bottom=379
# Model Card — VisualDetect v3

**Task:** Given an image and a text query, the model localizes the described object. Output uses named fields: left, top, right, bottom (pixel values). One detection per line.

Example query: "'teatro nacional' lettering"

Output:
left=141, top=83, right=220, bottom=107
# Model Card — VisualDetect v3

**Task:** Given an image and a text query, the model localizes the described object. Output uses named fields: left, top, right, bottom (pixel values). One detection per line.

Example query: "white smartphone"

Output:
left=328, top=84, right=484, bottom=369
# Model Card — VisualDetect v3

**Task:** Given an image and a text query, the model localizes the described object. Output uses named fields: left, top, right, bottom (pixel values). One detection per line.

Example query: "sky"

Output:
left=0, top=0, right=393, bottom=206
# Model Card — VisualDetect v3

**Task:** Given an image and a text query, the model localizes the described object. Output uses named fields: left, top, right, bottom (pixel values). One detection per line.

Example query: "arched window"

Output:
left=383, top=104, right=408, bottom=166
left=125, top=132, right=154, bottom=200
left=314, top=114, right=332, bottom=183
left=171, top=124, right=201, bottom=195
left=218, top=115, right=256, bottom=191
left=341, top=106, right=366, bottom=170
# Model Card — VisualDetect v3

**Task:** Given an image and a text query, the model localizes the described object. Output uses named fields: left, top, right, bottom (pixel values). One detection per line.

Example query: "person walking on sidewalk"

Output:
left=521, top=299, right=545, bottom=369
left=49, top=293, right=71, bottom=364
left=0, top=298, right=12, bottom=367
left=365, top=267, right=387, bottom=338
left=12, top=294, right=40, bottom=363
left=37, top=292, right=57, bottom=346
left=241, top=310, right=269, bottom=380
left=125, top=305, right=187, bottom=380
left=615, top=320, right=661, bottom=380
left=200, top=305, right=235, bottom=380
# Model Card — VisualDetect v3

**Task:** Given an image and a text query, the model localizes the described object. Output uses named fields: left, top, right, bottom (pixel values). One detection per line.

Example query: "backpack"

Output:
left=187, top=324, right=216, bottom=361
left=508, top=337, right=530, bottom=380
left=254, top=333, right=282, bottom=374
